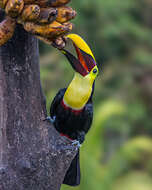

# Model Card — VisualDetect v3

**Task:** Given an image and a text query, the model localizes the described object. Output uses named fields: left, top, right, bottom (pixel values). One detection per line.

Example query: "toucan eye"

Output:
left=93, top=68, right=97, bottom=74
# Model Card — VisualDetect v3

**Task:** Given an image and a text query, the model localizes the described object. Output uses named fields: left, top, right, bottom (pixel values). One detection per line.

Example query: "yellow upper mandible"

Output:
left=66, top=33, right=96, bottom=61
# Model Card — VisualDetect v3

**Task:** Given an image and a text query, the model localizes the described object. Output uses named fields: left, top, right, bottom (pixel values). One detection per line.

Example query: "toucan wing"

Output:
left=83, top=102, right=93, bottom=134
left=50, top=88, right=66, bottom=117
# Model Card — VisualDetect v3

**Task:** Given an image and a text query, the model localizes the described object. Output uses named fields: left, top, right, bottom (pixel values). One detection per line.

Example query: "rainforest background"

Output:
left=39, top=0, right=152, bottom=189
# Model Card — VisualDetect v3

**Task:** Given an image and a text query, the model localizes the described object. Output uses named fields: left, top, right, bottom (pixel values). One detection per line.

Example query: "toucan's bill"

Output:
left=61, top=34, right=98, bottom=77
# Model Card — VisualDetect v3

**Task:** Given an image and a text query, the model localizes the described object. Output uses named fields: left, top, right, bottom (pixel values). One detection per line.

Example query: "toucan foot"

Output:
left=71, top=140, right=81, bottom=148
left=44, top=116, right=56, bottom=124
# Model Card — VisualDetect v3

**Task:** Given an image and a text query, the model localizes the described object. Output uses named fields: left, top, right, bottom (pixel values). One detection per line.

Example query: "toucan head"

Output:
left=60, top=34, right=98, bottom=82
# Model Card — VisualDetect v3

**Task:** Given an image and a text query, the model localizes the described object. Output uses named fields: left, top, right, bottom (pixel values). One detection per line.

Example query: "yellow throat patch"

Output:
left=63, top=72, right=94, bottom=110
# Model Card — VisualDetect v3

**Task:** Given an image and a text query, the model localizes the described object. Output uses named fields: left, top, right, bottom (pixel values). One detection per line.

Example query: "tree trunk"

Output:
left=0, top=23, right=77, bottom=190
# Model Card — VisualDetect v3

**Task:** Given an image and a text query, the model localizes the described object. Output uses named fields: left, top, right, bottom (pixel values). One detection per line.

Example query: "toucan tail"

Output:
left=63, top=150, right=80, bottom=186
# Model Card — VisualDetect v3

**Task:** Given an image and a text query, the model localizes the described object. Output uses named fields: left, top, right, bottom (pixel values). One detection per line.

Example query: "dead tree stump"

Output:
left=0, top=23, right=77, bottom=190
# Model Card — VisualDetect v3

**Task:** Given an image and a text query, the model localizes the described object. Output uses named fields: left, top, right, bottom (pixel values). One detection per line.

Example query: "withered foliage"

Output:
left=0, top=16, right=16, bottom=45
left=0, top=0, right=76, bottom=48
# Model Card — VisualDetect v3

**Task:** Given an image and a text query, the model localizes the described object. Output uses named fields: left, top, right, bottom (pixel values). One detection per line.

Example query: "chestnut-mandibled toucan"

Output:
left=48, top=34, right=98, bottom=186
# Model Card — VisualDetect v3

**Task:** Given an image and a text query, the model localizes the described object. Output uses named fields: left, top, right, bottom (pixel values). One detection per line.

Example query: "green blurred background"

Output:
left=39, top=0, right=152, bottom=189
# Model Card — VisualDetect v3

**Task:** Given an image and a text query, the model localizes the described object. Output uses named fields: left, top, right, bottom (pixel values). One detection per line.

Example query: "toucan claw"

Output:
left=71, top=140, right=81, bottom=148
left=44, top=116, right=56, bottom=124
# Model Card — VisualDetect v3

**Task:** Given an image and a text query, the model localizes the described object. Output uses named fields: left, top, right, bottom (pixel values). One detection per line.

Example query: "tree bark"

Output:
left=0, top=23, right=77, bottom=190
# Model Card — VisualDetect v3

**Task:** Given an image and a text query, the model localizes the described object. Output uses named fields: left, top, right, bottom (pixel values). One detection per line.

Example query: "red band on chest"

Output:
left=61, top=99, right=83, bottom=115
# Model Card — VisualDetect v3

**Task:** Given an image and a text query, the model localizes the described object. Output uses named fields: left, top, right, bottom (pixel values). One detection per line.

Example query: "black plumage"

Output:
left=50, top=86, right=94, bottom=186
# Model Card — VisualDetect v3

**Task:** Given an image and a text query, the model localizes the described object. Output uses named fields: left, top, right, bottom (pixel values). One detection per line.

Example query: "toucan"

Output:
left=48, top=34, right=98, bottom=186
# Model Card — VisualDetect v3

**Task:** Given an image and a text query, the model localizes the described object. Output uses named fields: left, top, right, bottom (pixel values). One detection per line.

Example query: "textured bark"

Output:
left=0, top=24, right=78, bottom=190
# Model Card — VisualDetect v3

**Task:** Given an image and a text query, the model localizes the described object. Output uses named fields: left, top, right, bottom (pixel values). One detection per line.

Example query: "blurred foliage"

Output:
left=39, top=0, right=152, bottom=189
